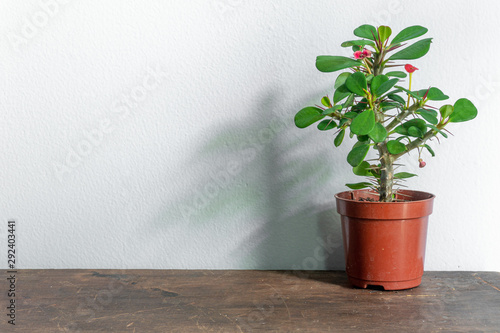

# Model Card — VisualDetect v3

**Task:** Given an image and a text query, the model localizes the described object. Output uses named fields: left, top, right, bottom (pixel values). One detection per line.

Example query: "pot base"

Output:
left=348, top=276, right=422, bottom=290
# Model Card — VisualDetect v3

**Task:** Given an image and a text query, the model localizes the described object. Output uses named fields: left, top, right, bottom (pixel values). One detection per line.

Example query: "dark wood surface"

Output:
left=3, top=270, right=499, bottom=332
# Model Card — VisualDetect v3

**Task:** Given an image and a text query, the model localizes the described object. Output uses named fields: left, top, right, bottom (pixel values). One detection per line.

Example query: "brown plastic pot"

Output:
left=335, top=189, right=435, bottom=290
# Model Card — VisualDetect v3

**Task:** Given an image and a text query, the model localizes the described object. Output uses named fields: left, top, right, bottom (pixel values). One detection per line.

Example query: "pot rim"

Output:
left=335, top=189, right=435, bottom=204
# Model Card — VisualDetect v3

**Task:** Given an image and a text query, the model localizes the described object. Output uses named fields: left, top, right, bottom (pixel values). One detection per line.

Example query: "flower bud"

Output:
left=419, top=158, right=426, bottom=168
left=405, top=64, right=419, bottom=73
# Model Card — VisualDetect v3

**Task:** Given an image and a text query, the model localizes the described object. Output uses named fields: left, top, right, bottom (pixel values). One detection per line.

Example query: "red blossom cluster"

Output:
left=354, top=49, right=372, bottom=59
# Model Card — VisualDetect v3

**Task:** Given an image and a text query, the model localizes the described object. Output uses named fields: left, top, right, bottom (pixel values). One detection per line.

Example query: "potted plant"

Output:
left=294, top=24, right=477, bottom=290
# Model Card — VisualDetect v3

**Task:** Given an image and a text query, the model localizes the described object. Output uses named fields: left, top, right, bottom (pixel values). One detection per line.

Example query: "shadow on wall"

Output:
left=156, top=92, right=345, bottom=270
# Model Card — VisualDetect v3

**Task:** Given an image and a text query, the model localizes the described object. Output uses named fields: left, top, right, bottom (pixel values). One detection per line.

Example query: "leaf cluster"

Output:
left=294, top=25, right=477, bottom=198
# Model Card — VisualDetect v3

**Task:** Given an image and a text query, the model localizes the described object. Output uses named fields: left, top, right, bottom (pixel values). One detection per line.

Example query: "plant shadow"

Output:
left=145, top=90, right=347, bottom=271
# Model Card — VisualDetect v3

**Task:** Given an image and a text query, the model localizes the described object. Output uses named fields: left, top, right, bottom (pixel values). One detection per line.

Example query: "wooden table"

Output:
left=3, top=270, right=499, bottom=332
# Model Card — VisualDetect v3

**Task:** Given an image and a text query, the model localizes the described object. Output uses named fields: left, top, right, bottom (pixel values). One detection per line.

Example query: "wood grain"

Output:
left=3, top=270, right=499, bottom=332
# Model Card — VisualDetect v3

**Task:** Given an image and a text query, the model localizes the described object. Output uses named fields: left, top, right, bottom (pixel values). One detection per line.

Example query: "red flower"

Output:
left=419, top=158, right=426, bottom=168
left=354, top=51, right=364, bottom=59
left=405, top=64, right=418, bottom=73
left=354, top=49, right=372, bottom=59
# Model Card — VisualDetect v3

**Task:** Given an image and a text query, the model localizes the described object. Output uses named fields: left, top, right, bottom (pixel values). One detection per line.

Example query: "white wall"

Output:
left=1, top=0, right=499, bottom=271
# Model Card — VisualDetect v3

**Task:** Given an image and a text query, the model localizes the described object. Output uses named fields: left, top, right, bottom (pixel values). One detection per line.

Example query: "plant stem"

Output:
left=372, top=50, right=385, bottom=76
left=363, top=58, right=372, bottom=75
left=385, top=103, right=419, bottom=132
left=392, top=129, right=437, bottom=160
left=376, top=103, right=421, bottom=202
left=376, top=141, right=394, bottom=202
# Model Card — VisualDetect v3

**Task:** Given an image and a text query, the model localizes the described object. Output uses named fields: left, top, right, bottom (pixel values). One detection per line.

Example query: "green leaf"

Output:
left=408, top=126, right=424, bottom=138
left=321, top=96, right=331, bottom=107
left=294, top=107, right=325, bottom=128
left=341, top=39, right=375, bottom=47
left=449, top=98, right=478, bottom=122
left=439, top=104, right=454, bottom=120
left=339, top=118, right=349, bottom=127
left=394, top=85, right=423, bottom=100
left=346, top=182, right=373, bottom=190
left=386, top=71, right=407, bottom=78
left=389, top=38, right=433, bottom=60
left=344, top=111, right=358, bottom=119
left=352, top=98, right=369, bottom=112
left=423, top=144, right=435, bottom=157
left=416, top=87, right=449, bottom=101
left=387, top=93, right=406, bottom=105
left=427, top=124, right=448, bottom=138
left=368, top=122, right=387, bottom=143
left=387, top=140, right=406, bottom=154
left=394, top=125, right=408, bottom=136
left=351, top=110, right=375, bottom=135
left=321, top=105, right=343, bottom=115
left=353, top=161, right=372, bottom=176
left=417, top=109, right=438, bottom=125
left=333, top=85, right=350, bottom=103
left=378, top=26, right=392, bottom=44
left=419, top=108, right=438, bottom=117
left=334, top=129, right=345, bottom=147
left=353, top=24, right=377, bottom=40
left=317, top=119, right=337, bottom=131
left=347, top=144, right=370, bottom=167
left=380, top=102, right=400, bottom=112
left=403, top=119, right=427, bottom=136
left=391, top=25, right=428, bottom=45
left=374, top=78, right=399, bottom=97
left=427, top=87, right=448, bottom=101
left=394, top=172, right=417, bottom=179
left=357, top=135, right=370, bottom=143
left=370, top=75, right=389, bottom=95
left=316, top=56, right=361, bottom=73
left=334, top=72, right=351, bottom=89
left=345, top=72, right=367, bottom=96
left=343, top=94, right=355, bottom=108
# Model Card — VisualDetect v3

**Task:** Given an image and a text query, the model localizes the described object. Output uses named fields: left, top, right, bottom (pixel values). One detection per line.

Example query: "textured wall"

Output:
left=1, top=0, right=499, bottom=270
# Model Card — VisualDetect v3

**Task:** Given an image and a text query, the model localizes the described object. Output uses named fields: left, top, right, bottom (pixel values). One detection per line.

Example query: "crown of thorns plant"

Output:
left=294, top=24, right=477, bottom=202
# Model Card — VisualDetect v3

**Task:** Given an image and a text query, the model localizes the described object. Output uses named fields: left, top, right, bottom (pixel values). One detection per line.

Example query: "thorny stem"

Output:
left=376, top=103, right=422, bottom=202
left=376, top=141, right=394, bottom=202
left=392, top=128, right=439, bottom=160
left=385, top=103, right=420, bottom=132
